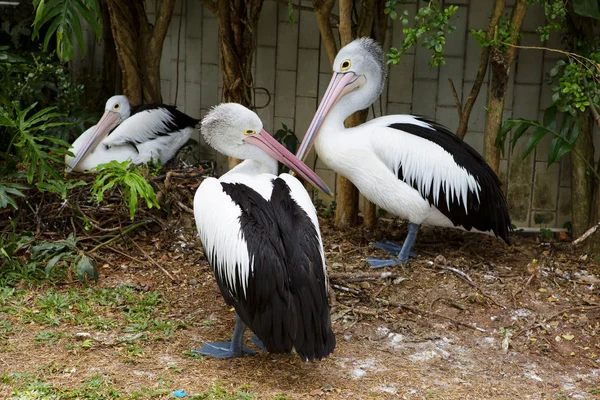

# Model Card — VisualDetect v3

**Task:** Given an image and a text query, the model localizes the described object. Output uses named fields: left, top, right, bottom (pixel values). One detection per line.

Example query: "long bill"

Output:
left=295, top=71, right=365, bottom=162
left=244, top=129, right=334, bottom=197
left=66, top=110, right=121, bottom=172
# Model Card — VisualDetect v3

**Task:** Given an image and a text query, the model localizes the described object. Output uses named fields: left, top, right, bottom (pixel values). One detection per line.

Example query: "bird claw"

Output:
left=192, top=342, right=256, bottom=359
left=371, top=241, right=404, bottom=255
left=366, top=258, right=399, bottom=269
left=250, top=335, right=268, bottom=352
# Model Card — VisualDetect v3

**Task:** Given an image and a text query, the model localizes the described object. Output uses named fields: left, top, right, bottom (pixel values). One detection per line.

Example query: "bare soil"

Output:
left=1, top=216, right=599, bottom=399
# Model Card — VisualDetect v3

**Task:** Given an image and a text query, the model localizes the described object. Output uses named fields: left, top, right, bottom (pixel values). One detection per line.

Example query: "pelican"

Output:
left=65, top=95, right=199, bottom=172
left=193, top=103, right=336, bottom=360
left=296, top=38, right=511, bottom=268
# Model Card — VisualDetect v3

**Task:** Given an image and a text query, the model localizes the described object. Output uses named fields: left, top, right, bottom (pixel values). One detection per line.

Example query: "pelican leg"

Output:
left=193, top=314, right=257, bottom=358
left=367, top=223, right=421, bottom=268
left=250, top=334, right=268, bottom=352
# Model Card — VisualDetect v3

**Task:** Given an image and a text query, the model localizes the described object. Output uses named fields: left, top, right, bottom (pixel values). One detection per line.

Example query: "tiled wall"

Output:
left=140, top=0, right=599, bottom=228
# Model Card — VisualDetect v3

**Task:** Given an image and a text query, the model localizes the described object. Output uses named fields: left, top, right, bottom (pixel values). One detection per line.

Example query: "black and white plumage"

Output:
left=65, top=95, right=199, bottom=172
left=295, top=38, right=511, bottom=267
left=193, top=103, right=335, bottom=360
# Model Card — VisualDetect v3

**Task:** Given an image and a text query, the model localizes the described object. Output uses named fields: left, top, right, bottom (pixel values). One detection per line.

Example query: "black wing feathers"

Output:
left=217, top=179, right=335, bottom=361
left=389, top=117, right=511, bottom=243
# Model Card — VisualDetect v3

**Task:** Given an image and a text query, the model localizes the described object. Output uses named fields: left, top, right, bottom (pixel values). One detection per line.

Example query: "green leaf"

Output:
left=76, top=255, right=98, bottom=281
left=510, top=121, right=534, bottom=150
left=573, top=0, right=600, bottom=19
left=45, top=254, right=63, bottom=277
left=523, top=126, right=549, bottom=159
left=542, top=105, right=557, bottom=131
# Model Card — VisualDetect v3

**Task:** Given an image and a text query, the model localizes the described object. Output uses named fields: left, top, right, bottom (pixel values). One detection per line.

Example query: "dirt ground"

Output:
left=1, top=215, right=599, bottom=399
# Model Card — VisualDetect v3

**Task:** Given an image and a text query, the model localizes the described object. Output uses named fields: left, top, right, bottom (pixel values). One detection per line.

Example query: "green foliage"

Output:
left=0, top=179, right=27, bottom=209
left=471, top=17, right=521, bottom=52
left=497, top=106, right=587, bottom=169
left=287, top=0, right=295, bottom=25
left=573, top=0, right=600, bottom=19
left=0, top=102, right=72, bottom=184
left=535, top=0, right=567, bottom=41
left=32, top=0, right=103, bottom=62
left=386, top=2, right=458, bottom=67
left=0, top=231, right=97, bottom=285
left=37, top=178, right=87, bottom=199
left=91, top=160, right=161, bottom=220
left=273, top=123, right=299, bottom=175
left=549, top=56, right=600, bottom=115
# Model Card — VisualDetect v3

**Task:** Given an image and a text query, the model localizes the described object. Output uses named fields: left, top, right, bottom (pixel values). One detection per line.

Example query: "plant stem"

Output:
left=87, top=220, right=152, bottom=253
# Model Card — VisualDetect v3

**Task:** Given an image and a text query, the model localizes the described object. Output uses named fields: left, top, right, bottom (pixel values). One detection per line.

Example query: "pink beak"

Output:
left=296, top=71, right=365, bottom=162
left=244, top=129, right=333, bottom=197
left=66, top=110, right=121, bottom=172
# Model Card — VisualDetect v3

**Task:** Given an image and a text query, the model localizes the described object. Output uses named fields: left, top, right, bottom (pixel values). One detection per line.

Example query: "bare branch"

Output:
left=448, top=78, right=463, bottom=116
left=456, top=0, right=505, bottom=140
left=313, top=0, right=337, bottom=65
left=199, top=0, right=217, bottom=14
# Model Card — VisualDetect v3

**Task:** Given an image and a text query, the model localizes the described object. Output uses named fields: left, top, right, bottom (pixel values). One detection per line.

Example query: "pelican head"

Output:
left=296, top=37, right=387, bottom=161
left=202, top=103, right=333, bottom=196
left=66, top=95, right=131, bottom=172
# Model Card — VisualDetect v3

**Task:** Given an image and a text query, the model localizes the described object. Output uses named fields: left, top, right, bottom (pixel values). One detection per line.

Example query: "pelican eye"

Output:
left=113, top=104, right=120, bottom=110
left=244, top=129, right=256, bottom=136
left=340, top=59, right=351, bottom=71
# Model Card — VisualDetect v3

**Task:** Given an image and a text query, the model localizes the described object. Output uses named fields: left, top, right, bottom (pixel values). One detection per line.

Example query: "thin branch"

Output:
left=573, top=221, right=600, bottom=245
left=131, top=239, right=177, bottom=282
left=88, top=220, right=152, bottom=253
left=430, top=262, right=507, bottom=309
left=199, top=0, right=217, bottom=13
left=373, top=297, right=487, bottom=332
left=448, top=78, right=463, bottom=116
left=456, top=0, right=505, bottom=140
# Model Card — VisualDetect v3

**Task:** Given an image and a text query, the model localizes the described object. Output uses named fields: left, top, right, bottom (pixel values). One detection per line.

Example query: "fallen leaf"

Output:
left=559, top=232, right=570, bottom=241
left=547, top=296, right=558, bottom=302
left=562, top=334, right=574, bottom=341
left=570, top=352, right=575, bottom=356
left=538, top=288, right=547, bottom=293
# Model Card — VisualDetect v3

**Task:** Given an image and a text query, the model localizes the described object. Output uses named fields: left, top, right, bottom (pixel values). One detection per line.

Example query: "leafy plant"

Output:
left=273, top=123, right=299, bottom=175
left=0, top=102, right=72, bottom=184
left=471, top=17, right=521, bottom=52
left=91, top=160, right=161, bottom=220
left=496, top=106, right=599, bottom=178
left=386, top=2, right=458, bottom=67
left=36, top=178, right=87, bottom=200
left=0, top=180, right=27, bottom=209
left=32, top=0, right=103, bottom=63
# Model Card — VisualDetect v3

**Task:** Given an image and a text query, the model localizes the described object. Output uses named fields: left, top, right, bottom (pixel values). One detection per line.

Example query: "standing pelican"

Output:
left=296, top=38, right=511, bottom=268
left=65, top=95, right=199, bottom=172
left=193, top=103, right=336, bottom=360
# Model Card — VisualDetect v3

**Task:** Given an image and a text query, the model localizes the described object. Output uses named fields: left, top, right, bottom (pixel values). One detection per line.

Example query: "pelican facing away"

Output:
left=296, top=38, right=511, bottom=268
left=193, top=103, right=336, bottom=360
left=65, top=95, right=199, bottom=172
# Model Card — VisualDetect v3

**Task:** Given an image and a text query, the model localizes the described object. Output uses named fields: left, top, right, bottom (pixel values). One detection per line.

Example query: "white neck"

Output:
left=224, top=157, right=278, bottom=178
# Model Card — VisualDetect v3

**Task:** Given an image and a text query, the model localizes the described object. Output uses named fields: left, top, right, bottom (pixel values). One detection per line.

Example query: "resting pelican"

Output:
left=65, top=95, right=198, bottom=172
left=193, top=103, right=336, bottom=360
left=296, top=38, right=511, bottom=268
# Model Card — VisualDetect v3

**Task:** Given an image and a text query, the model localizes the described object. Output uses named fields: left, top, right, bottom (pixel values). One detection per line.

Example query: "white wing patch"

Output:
left=102, top=108, right=178, bottom=147
left=369, top=117, right=481, bottom=213
left=194, top=178, right=252, bottom=298
left=279, top=174, right=328, bottom=290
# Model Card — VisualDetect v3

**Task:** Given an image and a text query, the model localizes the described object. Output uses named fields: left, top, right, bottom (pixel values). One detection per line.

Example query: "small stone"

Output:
left=189, top=279, right=198, bottom=285
left=393, top=277, right=407, bottom=285
left=434, top=255, right=447, bottom=264
left=75, top=332, right=91, bottom=341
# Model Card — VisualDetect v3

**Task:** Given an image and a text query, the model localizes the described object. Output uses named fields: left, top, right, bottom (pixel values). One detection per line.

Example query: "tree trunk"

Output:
left=203, top=0, right=264, bottom=168
left=99, top=0, right=119, bottom=99
left=456, top=0, right=505, bottom=140
left=313, top=0, right=337, bottom=64
left=105, top=0, right=175, bottom=105
left=482, top=0, right=528, bottom=175
left=572, top=112, right=595, bottom=240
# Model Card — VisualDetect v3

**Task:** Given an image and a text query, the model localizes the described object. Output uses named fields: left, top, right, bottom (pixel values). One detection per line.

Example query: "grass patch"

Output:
left=34, top=330, right=63, bottom=345
left=1, top=373, right=260, bottom=399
